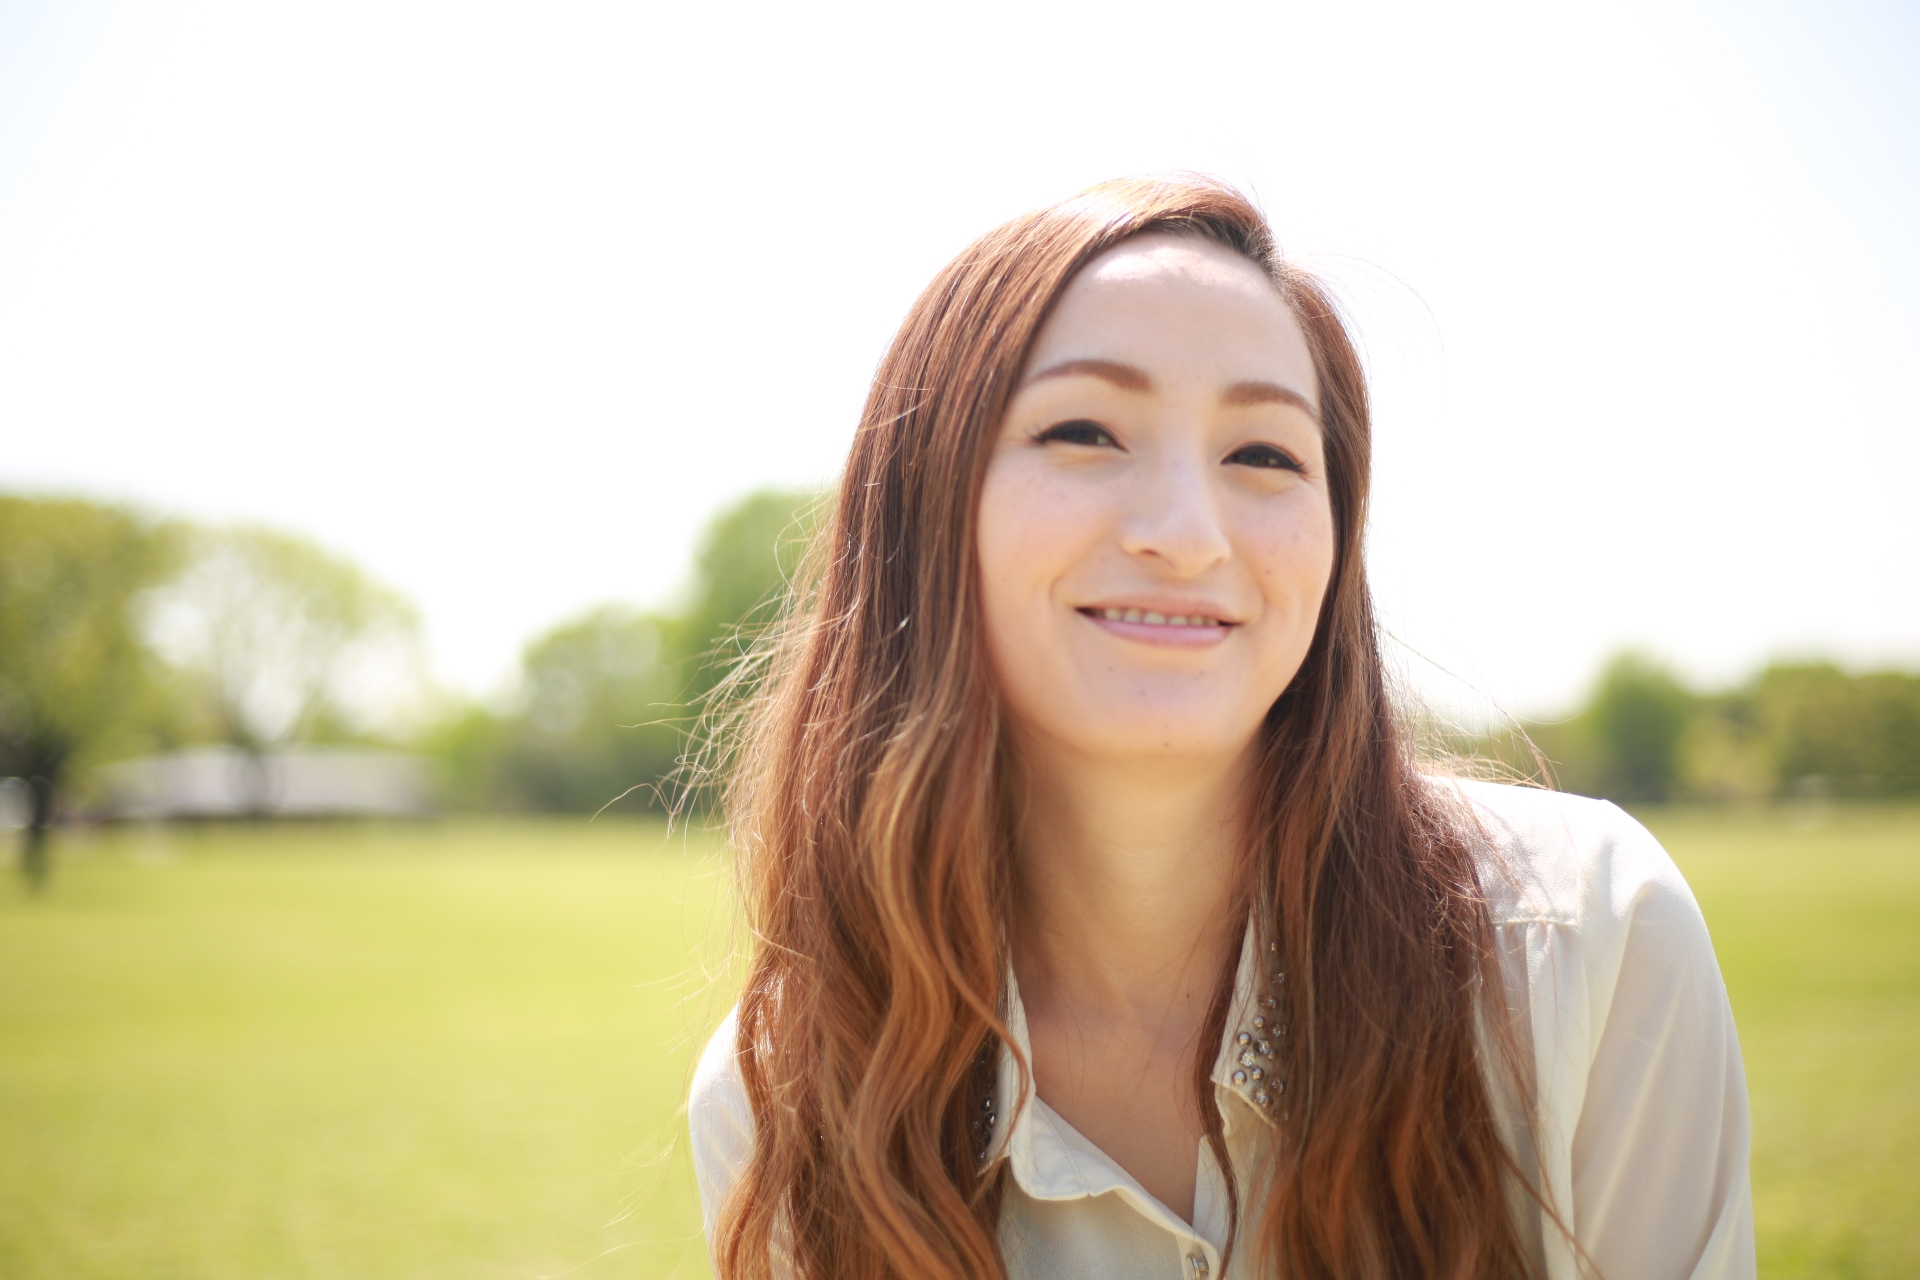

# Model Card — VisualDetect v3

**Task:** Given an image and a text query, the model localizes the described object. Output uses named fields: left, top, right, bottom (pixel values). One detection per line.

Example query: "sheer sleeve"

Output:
left=688, top=1007, right=755, bottom=1244
left=1466, top=782, right=1756, bottom=1280
left=1567, top=817, right=1755, bottom=1279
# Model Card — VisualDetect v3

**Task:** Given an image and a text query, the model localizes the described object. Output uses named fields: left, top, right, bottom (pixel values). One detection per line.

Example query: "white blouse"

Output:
left=688, top=781, right=1756, bottom=1279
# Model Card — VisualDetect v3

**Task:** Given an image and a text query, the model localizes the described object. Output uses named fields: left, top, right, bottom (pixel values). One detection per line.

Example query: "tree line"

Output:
left=419, top=488, right=817, bottom=813
left=5, top=487, right=1916, bottom=888
left=1476, top=651, right=1920, bottom=804
left=0, top=490, right=816, bottom=884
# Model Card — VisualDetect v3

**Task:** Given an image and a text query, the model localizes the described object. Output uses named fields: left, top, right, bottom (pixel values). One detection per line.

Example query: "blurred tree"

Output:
left=1499, top=715, right=1604, bottom=798
left=1675, top=689, right=1774, bottom=802
left=417, top=704, right=518, bottom=812
left=501, top=605, right=684, bottom=813
left=1856, top=672, right=1920, bottom=795
left=1583, top=652, right=1695, bottom=802
left=1487, top=654, right=1920, bottom=806
left=0, top=496, right=179, bottom=888
left=665, top=487, right=823, bottom=710
left=1484, top=652, right=1695, bottom=803
left=140, top=526, right=424, bottom=794
left=1751, top=663, right=1920, bottom=797
left=428, top=489, right=820, bottom=814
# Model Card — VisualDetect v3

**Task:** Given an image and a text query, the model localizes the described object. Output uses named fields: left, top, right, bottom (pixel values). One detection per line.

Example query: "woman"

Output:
left=688, top=177, right=1753, bottom=1280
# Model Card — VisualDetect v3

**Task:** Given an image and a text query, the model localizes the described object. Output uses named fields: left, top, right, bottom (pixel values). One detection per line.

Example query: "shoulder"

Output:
left=691, top=1004, right=747, bottom=1116
left=1442, top=779, right=1698, bottom=926
left=1441, top=780, right=1739, bottom=1068
left=1440, top=786, right=1756, bottom=1273
left=688, top=1005, right=755, bottom=1233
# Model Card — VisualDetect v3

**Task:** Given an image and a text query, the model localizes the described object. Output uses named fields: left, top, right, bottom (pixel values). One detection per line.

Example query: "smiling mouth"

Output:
left=1077, top=607, right=1233, bottom=629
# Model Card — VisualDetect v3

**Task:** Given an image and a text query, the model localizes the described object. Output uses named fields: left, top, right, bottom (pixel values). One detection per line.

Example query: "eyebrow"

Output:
left=1025, top=358, right=1151, bottom=393
left=1221, top=380, right=1319, bottom=420
left=1024, top=358, right=1320, bottom=421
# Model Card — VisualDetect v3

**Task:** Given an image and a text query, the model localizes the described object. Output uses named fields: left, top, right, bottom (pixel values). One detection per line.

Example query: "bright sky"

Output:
left=3, top=0, right=1916, bottom=717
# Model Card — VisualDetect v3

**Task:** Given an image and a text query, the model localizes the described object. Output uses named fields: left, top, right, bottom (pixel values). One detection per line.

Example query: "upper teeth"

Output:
left=1100, top=608, right=1219, bottom=627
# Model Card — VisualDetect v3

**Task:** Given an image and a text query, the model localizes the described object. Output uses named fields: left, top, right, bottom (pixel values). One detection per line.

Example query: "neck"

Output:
left=1009, top=735, right=1249, bottom=1029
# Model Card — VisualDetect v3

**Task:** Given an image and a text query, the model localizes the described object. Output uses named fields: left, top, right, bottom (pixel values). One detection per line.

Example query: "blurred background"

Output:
left=1, top=0, right=1915, bottom=1276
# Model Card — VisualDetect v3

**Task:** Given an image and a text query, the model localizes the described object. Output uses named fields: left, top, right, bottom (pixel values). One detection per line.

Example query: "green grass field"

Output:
left=0, top=806, right=1914, bottom=1278
left=1637, top=805, right=1920, bottom=1279
left=0, top=819, right=736, bottom=1280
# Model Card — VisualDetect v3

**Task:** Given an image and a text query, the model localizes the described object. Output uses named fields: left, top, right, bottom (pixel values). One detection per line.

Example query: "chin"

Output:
left=1053, top=707, right=1260, bottom=762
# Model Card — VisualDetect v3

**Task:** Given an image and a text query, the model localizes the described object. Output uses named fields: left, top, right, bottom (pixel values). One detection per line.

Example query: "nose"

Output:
left=1117, top=447, right=1231, bottom=577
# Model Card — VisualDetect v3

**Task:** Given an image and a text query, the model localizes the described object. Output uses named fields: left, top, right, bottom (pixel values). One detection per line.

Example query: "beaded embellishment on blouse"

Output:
left=971, top=1041, right=1000, bottom=1166
left=1227, top=939, right=1289, bottom=1116
left=973, top=934, right=1290, bottom=1167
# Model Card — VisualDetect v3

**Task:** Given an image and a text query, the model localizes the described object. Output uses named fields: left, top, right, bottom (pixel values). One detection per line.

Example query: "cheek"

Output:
left=974, top=465, right=1050, bottom=672
left=974, top=460, right=1109, bottom=713
left=1248, top=493, right=1337, bottom=617
left=975, top=460, right=1103, bottom=610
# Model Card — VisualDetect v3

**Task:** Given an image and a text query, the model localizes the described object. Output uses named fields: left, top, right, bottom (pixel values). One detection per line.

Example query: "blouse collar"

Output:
left=984, top=920, right=1285, bottom=1185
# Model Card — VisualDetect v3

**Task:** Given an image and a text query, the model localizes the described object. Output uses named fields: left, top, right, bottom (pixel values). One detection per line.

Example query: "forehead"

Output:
left=1027, top=233, right=1315, bottom=398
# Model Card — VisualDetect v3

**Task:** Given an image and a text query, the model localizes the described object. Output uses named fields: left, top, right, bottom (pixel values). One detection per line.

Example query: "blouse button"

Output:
left=1186, top=1251, right=1210, bottom=1278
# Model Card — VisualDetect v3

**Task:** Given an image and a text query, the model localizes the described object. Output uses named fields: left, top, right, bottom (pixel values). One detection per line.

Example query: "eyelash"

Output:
left=1224, top=443, right=1306, bottom=473
left=1035, top=421, right=1306, bottom=475
left=1033, top=419, right=1117, bottom=448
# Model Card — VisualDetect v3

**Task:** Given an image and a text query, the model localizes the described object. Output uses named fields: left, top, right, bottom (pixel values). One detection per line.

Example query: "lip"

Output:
left=1076, top=601, right=1238, bottom=647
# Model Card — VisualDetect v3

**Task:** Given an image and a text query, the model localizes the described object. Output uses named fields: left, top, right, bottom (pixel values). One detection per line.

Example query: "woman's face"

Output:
left=977, top=233, right=1335, bottom=769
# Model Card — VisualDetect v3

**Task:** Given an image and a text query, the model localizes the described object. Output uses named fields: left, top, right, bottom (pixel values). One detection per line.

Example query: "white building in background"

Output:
left=0, top=777, right=29, bottom=829
left=95, top=746, right=432, bottom=820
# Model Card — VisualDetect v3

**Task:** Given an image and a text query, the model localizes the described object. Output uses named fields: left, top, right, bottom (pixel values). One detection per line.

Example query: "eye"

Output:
left=1034, top=419, right=1120, bottom=449
left=1224, top=443, right=1305, bottom=473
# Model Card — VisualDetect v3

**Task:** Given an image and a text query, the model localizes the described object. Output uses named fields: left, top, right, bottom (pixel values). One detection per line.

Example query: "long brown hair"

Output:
left=713, top=177, right=1537, bottom=1280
